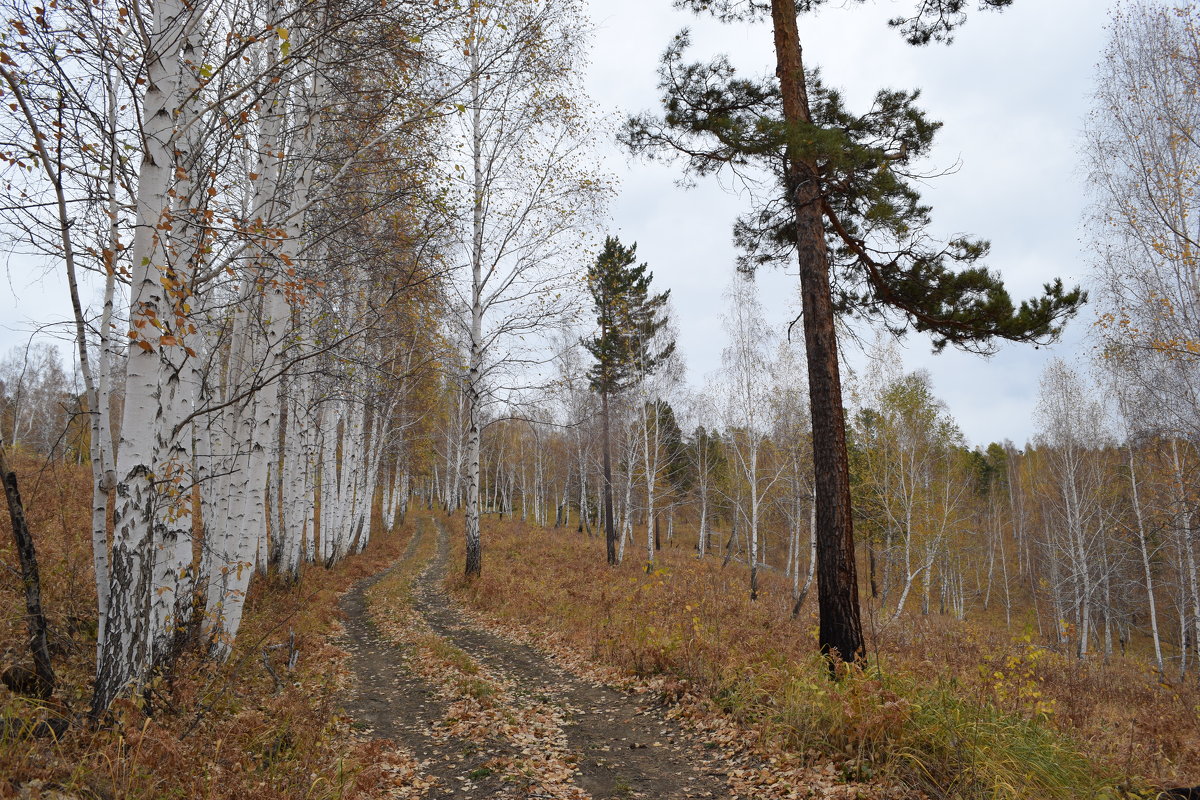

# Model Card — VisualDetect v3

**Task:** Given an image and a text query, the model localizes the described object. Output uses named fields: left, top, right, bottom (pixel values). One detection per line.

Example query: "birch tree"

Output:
left=856, top=370, right=967, bottom=622
left=717, top=276, right=778, bottom=599
left=0, top=345, right=73, bottom=457
left=683, top=390, right=725, bottom=558
left=449, top=0, right=606, bottom=577
left=635, top=324, right=683, bottom=571
left=1088, top=2, right=1200, bottom=438
left=769, top=339, right=814, bottom=613
left=1035, top=360, right=1115, bottom=660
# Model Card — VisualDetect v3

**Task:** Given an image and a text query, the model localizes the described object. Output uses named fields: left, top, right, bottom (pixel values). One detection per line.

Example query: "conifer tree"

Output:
left=624, top=0, right=1085, bottom=666
left=584, top=236, right=676, bottom=565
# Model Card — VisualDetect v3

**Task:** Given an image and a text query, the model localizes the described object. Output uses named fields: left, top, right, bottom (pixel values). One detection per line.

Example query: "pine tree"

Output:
left=583, top=236, right=676, bottom=565
left=624, top=0, right=1085, bottom=668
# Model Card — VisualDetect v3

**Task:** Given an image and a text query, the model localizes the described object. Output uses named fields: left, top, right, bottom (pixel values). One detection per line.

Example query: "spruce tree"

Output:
left=584, top=236, right=676, bottom=565
left=623, top=0, right=1084, bottom=667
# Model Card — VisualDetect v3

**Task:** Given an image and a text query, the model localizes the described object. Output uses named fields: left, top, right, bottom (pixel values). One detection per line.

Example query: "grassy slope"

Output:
left=452, top=516, right=1200, bottom=799
left=0, top=453, right=419, bottom=799
left=2, top=452, right=1196, bottom=799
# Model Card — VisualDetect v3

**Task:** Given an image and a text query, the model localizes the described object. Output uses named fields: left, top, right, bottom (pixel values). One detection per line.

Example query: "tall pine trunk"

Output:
left=769, top=0, right=863, bottom=666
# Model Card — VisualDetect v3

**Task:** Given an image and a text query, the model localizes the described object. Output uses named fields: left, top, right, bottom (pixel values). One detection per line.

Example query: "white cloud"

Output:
left=586, top=0, right=1113, bottom=448
left=0, top=0, right=1115, bottom=448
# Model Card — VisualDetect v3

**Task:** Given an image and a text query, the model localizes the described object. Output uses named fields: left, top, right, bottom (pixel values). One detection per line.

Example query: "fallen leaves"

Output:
left=343, top=737, right=435, bottom=799
left=364, top=536, right=590, bottom=799
left=446, top=536, right=923, bottom=800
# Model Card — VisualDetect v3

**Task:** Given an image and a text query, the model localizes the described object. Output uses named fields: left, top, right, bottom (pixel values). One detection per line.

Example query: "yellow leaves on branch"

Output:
left=1097, top=294, right=1200, bottom=360
left=985, top=633, right=1057, bottom=720
left=1150, top=336, right=1200, bottom=357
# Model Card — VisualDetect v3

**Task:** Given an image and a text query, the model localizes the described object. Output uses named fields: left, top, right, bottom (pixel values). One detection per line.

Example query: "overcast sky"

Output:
left=0, top=0, right=1114, bottom=448
left=584, top=0, right=1114, bottom=448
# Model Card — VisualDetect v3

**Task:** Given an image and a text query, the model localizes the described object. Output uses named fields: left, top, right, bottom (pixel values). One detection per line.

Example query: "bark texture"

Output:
left=769, top=0, right=864, bottom=665
left=0, top=445, right=55, bottom=697
left=601, top=391, right=617, bottom=565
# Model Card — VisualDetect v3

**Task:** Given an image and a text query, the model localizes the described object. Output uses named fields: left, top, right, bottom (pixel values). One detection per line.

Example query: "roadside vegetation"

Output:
left=0, top=451, right=417, bottom=799
left=455, top=517, right=1199, bottom=798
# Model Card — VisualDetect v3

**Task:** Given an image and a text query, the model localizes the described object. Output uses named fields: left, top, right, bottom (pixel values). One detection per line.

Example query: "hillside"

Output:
left=3, top=0, right=1200, bottom=797
left=1, top=456, right=1196, bottom=799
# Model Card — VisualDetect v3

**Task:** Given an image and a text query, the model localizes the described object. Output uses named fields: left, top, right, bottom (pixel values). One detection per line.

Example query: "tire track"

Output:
left=341, top=520, right=506, bottom=798
left=415, top=518, right=729, bottom=800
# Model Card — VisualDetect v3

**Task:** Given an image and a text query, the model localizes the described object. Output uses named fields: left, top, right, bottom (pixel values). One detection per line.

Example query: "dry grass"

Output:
left=0, top=449, right=415, bottom=799
left=2, top=448, right=1193, bottom=800
left=866, top=602, right=1200, bottom=788
left=453, top=517, right=1198, bottom=799
left=0, top=453, right=97, bottom=712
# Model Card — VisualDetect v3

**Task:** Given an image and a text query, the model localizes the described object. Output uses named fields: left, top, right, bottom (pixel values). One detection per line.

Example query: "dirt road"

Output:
left=340, top=518, right=729, bottom=799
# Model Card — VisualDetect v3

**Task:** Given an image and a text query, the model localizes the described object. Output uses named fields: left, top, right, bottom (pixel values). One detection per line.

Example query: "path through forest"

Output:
left=340, top=519, right=731, bottom=799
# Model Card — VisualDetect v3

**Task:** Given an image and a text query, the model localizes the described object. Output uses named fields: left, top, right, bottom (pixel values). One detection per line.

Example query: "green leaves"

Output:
left=582, top=236, right=676, bottom=396
left=624, top=28, right=1085, bottom=354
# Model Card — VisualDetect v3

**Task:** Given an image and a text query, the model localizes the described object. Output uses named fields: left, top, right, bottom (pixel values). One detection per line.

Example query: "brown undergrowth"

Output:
left=865, top=602, right=1200, bottom=789
left=0, top=451, right=416, bottom=799
left=451, top=517, right=1190, bottom=799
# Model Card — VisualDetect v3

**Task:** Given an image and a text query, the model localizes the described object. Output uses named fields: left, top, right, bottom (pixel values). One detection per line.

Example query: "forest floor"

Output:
left=2, top=464, right=1195, bottom=800
left=341, top=517, right=731, bottom=799
left=345, top=514, right=1200, bottom=800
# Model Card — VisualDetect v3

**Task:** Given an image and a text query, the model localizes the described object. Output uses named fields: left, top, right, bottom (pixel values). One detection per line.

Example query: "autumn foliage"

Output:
left=455, top=518, right=1200, bottom=797
left=0, top=450, right=417, bottom=798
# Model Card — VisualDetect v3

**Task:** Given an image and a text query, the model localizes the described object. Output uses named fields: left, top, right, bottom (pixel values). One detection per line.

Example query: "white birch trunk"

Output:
left=1128, top=443, right=1163, bottom=673
left=643, top=400, right=656, bottom=569
left=93, top=0, right=189, bottom=713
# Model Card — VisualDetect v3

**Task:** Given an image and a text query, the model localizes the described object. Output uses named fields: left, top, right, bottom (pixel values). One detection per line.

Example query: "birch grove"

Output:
left=0, top=0, right=460, bottom=711
left=445, top=0, right=606, bottom=577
